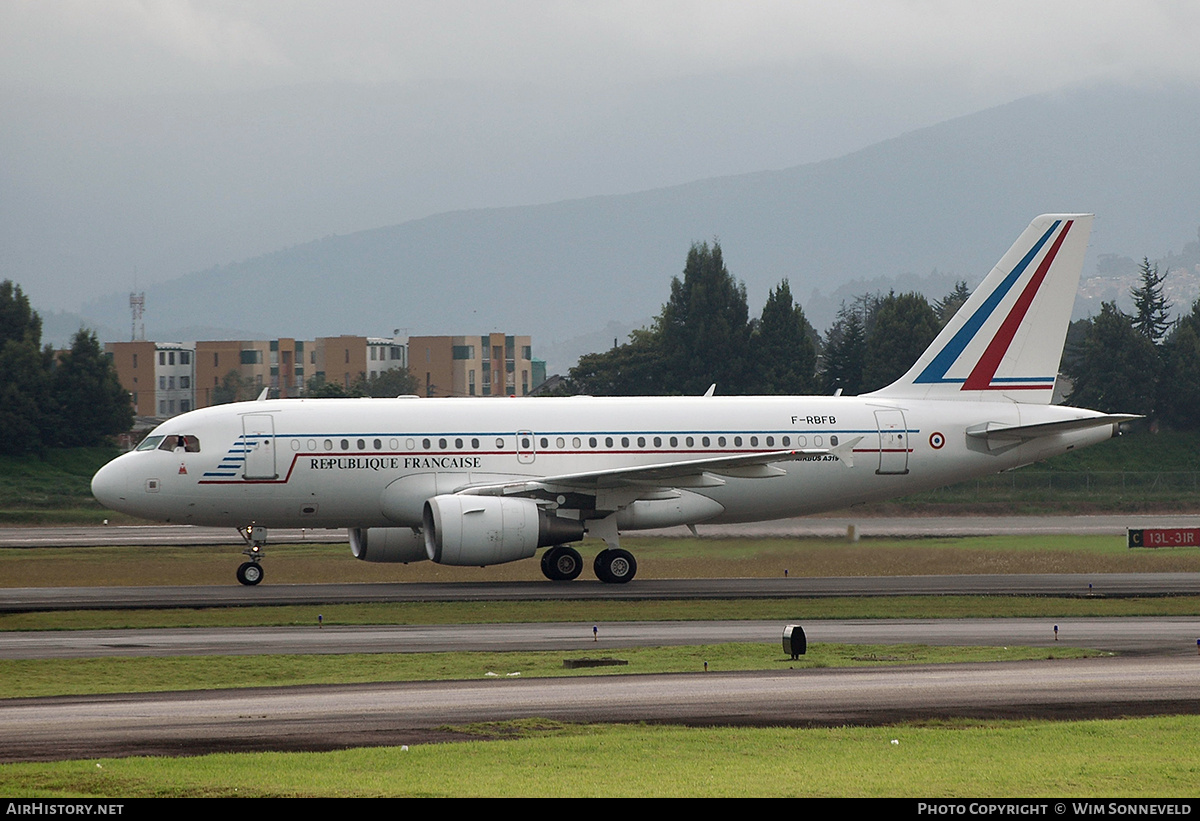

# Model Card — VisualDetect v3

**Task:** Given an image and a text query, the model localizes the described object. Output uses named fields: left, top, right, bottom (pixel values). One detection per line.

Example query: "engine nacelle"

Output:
left=423, top=495, right=585, bottom=566
left=349, top=527, right=428, bottom=563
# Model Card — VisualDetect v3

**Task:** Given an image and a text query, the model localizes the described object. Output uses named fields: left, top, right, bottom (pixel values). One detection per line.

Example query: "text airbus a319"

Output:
left=92, top=214, right=1135, bottom=585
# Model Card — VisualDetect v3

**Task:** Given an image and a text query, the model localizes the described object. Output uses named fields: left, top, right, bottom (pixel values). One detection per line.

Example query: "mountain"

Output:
left=81, top=82, right=1200, bottom=370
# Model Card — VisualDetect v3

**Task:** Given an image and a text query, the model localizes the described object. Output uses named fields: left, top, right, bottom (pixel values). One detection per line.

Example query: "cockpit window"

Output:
left=136, top=435, right=165, bottom=451
left=156, top=434, right=200, bottom=452
left=139, top=434, right=200, bottom=452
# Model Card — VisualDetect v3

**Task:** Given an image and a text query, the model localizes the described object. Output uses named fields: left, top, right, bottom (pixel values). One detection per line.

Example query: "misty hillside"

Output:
left=82, top=82, right=1200, bottom=367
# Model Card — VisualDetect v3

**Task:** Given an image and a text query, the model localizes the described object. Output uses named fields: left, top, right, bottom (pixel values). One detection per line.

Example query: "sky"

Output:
left=3, top=1, right=1200, bottom=318
left=4, top=1, right=1198, bottom=96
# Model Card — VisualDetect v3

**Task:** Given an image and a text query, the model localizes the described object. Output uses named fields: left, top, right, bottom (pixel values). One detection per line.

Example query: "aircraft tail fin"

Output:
left=867, top=214, right=1092, bottom=404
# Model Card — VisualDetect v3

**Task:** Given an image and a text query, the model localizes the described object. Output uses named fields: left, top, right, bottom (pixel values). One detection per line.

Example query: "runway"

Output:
left=6, top=573, right=1200, bottom=612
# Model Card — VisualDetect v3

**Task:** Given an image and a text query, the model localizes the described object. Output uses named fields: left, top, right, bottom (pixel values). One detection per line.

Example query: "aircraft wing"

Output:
left=460, top=437, right=862, bottom=498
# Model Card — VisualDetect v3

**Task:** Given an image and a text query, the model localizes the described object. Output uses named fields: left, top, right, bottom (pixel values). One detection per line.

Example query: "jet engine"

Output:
left=349, top=526, right=428, bottom=563
left=423, top=495, right=585, bottom=566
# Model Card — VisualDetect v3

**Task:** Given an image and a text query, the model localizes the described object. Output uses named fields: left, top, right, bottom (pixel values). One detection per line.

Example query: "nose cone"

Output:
left=91, top=457, right=130, bottom=512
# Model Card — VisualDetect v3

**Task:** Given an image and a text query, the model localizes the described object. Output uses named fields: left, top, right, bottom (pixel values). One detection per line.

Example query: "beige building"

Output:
left=105, top=340, right=195, bottom=417
left=408, top=333, right=533, bottom=397
left=107, top=332, right=503, bottom=417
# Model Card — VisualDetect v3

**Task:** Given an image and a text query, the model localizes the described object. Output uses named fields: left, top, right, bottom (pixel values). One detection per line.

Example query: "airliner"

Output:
left=92, top=214, right=1135, bottom=585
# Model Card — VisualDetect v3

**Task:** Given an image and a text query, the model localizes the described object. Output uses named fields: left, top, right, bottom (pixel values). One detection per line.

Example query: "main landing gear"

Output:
left=235, top=525, right=267, bottom=586
left=539, top=545, right=637, bottom=583
left=594, top=548, right=637, bottom=584
left=541, top=545, right=583, bottom=581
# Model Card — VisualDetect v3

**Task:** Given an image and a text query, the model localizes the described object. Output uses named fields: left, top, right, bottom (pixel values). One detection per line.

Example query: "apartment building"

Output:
left=407, top=333, right=533, bottom=397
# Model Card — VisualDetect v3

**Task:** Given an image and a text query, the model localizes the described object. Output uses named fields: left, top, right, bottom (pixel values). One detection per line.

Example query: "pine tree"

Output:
left=748, top=279, right=817, bottom=394
left=1157, top=299, right=1200, bottom=429
left=1067, top=302, right=1160, bottom=415
left=51, top=330, right=134, bottom=447
left=862, top=291, right=940, bottom=392
left=819, top=303, right=867, bottom=395
left=934, top=281, right=971, bottom=327
left=1130, top=258, right=1171, bottom=344
left=656, top=241, right=752, bottom=395
left=0, top=281, right=54, bottom=454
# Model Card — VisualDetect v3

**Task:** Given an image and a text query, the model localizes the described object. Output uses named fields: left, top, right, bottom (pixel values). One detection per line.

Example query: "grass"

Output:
left=0, top=643, right=1101, bottom=699
left=3, top=716, right=1199, bottom=797
left=5, top=595, right=1200, bottom=632
left=4, top=533, right=1200, bottom=589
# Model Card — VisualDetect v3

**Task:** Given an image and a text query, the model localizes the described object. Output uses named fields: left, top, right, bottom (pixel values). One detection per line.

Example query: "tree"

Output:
left=861, top=291, right=940, bottom=392
left=213, top=369, right=258, bottom=404
left=1130, top=258, right=1171, bottom=344
left=934, top=281, right=971, bottom=327
left=0, top=335, right=53, bottom=454
left=819, top=303, right=867, bottom=395
left=0, top=281, right=54, bottom=454
left=0, top=281, right=42, bottom=348
left=50, top=330, right=134, bottom=447
left=1067, top=302, right=1160, bottom=415
left=1157, top=299, right=1200, bottom=429
left=748, top=280, right=817, bottom=394
left=567, top=241, right=753, bottom=396
left=656, top=241, right=752, bottom=395
left=568, top=328, right=663, bottom=396
left=352, top=367, right=420, bottom=398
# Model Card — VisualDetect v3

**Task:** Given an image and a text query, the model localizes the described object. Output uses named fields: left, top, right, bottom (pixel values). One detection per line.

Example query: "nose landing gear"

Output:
left=235, top=525, right=267, bottom=586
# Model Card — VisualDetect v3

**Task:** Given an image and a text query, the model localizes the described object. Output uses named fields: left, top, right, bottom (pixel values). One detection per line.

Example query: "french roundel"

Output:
left=929, top=432, right=946, bottom=449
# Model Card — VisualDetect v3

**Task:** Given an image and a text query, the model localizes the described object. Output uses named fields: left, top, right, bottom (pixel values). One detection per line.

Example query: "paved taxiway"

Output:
left=3, top=617, right=1199, bottom=660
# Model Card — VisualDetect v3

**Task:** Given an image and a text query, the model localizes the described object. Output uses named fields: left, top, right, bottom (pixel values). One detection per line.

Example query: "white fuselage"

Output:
left=91, top=394, right=1115, bottom=531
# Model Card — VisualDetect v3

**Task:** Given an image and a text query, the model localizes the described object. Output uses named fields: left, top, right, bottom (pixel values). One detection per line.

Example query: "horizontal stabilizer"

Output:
left=966, top=414, right=1140, bottom=444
